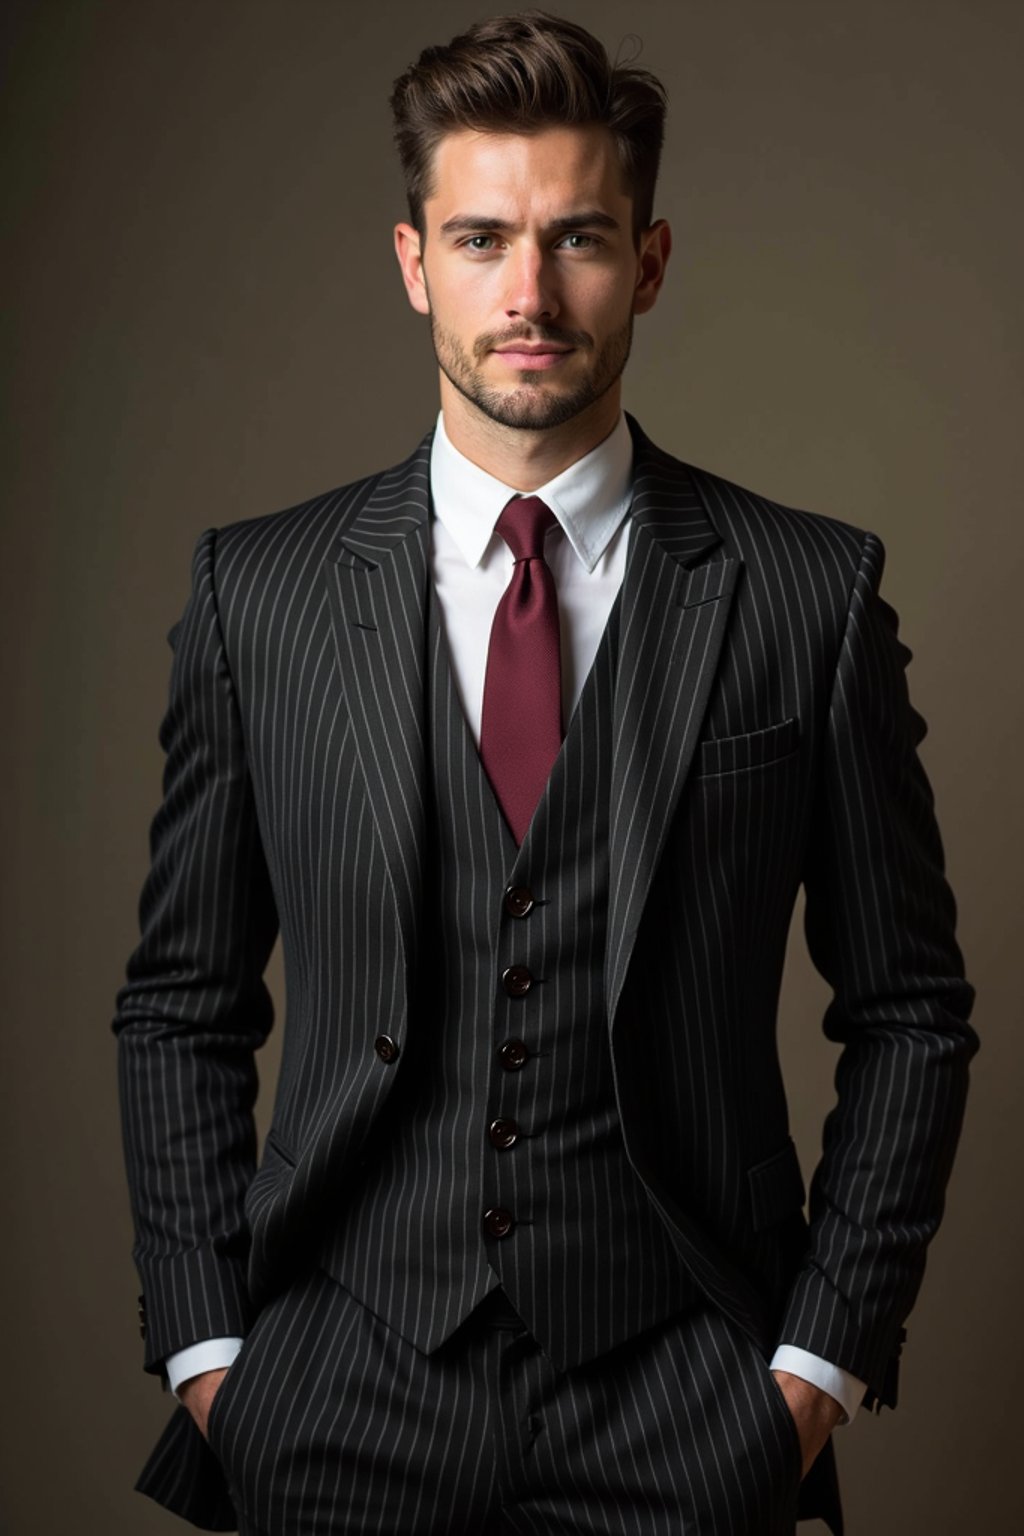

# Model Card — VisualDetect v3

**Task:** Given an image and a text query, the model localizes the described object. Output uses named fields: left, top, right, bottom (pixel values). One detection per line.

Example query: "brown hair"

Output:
left=390, top=11, right=667, bottom=243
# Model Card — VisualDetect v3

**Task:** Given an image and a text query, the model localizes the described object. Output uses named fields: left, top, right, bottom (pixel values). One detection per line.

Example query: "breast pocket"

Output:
left=695, top=717, right=799, bottom=778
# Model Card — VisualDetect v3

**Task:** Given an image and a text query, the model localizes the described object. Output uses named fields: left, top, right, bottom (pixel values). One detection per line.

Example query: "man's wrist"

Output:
left=769, top=1344, right=867, bottom=1426
left=165, top=1336, right=244, bottom=1398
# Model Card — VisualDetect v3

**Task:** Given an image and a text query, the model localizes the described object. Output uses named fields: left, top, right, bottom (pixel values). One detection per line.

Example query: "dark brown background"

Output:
left=2, top=1, right=1020, bottom=1531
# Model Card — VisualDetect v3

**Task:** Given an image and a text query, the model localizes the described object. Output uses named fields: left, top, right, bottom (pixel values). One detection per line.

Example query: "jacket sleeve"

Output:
left=777, top=530, right=978, bottom=1410
left=113, top=526, right=279, bottom=1374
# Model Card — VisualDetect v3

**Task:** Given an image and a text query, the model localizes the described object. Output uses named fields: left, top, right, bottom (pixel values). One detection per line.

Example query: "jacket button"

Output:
left=374, top=1034, right=400, bottom=1063
left=488, top=1117, right=519, bottom=1149
left=483, top=1206, right=515, bottom=1238
left=498, top=1038, right=529, bottom=1070
left=502, top=965, right=533, bottom=997
left=504, top=885, right=534, bottom=918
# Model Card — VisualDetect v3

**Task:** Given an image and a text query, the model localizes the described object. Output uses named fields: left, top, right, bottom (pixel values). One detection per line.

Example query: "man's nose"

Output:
left=504, top=248, right=559, bottom=324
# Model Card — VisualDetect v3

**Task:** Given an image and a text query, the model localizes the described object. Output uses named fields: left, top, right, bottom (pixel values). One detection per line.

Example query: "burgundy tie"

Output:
left=480, top=495, right=563, bottom=844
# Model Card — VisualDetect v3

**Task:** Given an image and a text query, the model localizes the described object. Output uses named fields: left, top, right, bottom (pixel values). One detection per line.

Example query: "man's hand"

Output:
left=178, top=1367, right=229, bottom=1442
left=771, top=1370, right=844, bottom=1479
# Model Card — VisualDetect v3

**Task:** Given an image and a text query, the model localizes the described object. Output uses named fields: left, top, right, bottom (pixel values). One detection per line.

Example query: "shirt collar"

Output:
left=429, top=408, right=634, bottom=573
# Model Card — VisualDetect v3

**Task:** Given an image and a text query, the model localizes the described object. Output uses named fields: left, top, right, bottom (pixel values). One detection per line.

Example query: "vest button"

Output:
left=502, top=965, right=533, bottom=997
left=504, top=884, right=535, bottom=918
left=482, top=1206, right=515, bottom=1239
left=373, top=1034, right=400, bottom=1063
left=488, top=1117, right=519, bottom=1149
left=498, top=1038, right=529, bottom=1070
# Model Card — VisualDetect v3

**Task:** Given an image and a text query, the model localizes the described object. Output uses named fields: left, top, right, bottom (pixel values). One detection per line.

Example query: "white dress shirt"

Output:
left=428, top=408, right=634, bottom=739
left=167, top=408, right=865, bottom=1425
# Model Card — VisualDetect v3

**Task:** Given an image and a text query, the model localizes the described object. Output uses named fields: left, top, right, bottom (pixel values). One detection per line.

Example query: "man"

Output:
left=114, top=12, right=977, bottom=1535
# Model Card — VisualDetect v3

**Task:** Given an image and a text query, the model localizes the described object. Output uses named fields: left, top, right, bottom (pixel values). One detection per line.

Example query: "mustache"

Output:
left=475, top=324, right=592, bottom=359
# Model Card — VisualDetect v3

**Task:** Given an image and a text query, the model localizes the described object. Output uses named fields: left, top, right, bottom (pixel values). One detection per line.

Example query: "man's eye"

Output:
left=465, top=235, right=496, bottom=251
left=560, top=234, right=597, bottom=250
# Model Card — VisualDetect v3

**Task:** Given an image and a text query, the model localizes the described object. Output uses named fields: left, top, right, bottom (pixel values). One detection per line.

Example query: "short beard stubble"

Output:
left=429, top=312, right=635, bottom=431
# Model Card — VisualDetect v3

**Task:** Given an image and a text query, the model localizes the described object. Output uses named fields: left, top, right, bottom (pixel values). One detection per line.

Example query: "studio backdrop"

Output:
left=1, top=2, right=1021, bottom=1532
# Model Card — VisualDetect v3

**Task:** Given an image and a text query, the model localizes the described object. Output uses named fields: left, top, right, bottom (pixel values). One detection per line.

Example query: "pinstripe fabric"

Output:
left=322, top=573, right=512, bottom=1342
left=116, top=415, right=976, bottom=1533
left=327, top=567, right=699, bottom=1367
left=462, top=569, right=703, bottom=1366
left=203, top=1269, right=802, bottom=1535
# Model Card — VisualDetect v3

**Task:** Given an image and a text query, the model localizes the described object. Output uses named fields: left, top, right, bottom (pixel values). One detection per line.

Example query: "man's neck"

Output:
left=438, top=379, right=623, bottom=491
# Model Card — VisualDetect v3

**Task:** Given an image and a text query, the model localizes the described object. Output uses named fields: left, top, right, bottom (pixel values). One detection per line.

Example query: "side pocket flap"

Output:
left=747, top=1136, right=806, bottom=1231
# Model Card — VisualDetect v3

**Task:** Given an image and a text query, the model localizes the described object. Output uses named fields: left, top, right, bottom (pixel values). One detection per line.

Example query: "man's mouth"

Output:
left=493, top=345, right=574, bottom=371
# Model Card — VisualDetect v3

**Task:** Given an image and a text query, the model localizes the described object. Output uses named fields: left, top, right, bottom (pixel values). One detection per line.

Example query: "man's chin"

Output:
left=466, top=382, right=599, bottom=432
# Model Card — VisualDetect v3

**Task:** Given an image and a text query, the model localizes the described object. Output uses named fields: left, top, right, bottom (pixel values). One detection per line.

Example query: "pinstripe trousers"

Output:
left=207, top=1268, right=802, bottom=1535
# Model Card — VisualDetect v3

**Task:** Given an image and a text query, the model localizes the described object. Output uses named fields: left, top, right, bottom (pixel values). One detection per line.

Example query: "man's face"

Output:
left=395, top=125, right=668, bottom=432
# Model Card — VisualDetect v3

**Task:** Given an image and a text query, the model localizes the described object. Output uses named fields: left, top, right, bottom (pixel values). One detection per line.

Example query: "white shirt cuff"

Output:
left=166, top=1336, right=244, bottom=1398
left=769, top=1344, right=867, bottom=1425
left=164, top=1339, right=865, bottom=1420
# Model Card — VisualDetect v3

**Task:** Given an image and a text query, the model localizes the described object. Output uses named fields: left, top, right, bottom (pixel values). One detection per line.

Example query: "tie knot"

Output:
left=496, top=495, right=557, bottom=562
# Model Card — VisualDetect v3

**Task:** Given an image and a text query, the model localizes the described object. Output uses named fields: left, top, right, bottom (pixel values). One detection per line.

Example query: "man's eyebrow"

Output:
left=438, top=210, right=621, bottom=237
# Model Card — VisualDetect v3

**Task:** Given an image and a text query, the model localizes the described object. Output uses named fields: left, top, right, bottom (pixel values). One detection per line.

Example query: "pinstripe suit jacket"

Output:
left=115, top=414, right=976, bottom=1525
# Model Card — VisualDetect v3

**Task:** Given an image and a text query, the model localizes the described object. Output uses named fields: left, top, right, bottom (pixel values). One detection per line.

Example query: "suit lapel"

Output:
left=324, top=432, right=433, bottom=980
left=321, top=418, right=739, bottom=1022
left=606, top=418, right=741, bottom=1028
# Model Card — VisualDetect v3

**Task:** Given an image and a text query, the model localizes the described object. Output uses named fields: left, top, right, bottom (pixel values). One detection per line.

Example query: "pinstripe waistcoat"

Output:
left=116, top=414, right=976, bottom=1532
left=325, top=572, right=700, bottom=1367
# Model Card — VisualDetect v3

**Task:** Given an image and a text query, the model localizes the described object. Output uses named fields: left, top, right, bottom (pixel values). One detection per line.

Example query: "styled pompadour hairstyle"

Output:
left=390, top=11, right=667, bottom=242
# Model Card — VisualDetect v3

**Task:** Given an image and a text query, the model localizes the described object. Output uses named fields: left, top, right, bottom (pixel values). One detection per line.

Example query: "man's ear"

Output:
left=394, top=222, right=431, bottom=315
left=632, top=218, right=672, bottom=317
